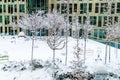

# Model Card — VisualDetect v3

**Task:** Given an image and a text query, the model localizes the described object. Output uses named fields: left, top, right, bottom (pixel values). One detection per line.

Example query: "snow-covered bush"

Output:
left=1, top=59, right=44, bottom=71
left=29, top=59, right=44, bottom=70
left=58, top=43, right=94, bottom=80
left=1, top=61, right=26, bottom=71
left=56, top=71, right=94, bottom=80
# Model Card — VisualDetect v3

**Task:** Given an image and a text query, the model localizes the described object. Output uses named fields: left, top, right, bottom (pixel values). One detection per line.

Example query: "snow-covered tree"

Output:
left=64, top=17, right=70, bottom=66
left=103, top=0, right=120, bottom=64
left=44, top=10, right=66, bottom=79
left=72, top=13, right=80, bottom=48
left=18, top=10, right=45, bottom=66
left=70, top=45, right=89, bottom=80
left=83, top=18, right=93, bottom=64
left=62, top=0, right=70, bottom=66
left=72, top=45, right=83, bottom=69
left=12, top=21, right=17, bottom=36
left=105, top=22, right=120, bottom=63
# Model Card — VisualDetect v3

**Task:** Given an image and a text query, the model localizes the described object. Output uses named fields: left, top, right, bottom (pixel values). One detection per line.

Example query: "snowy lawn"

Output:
left=0, top=36, right=120, bottom=80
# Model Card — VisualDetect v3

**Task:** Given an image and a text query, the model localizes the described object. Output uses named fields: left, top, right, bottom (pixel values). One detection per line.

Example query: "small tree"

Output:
left=44, top=10, right=66, bottom=79
left=72, top=13, right=80, bottom=46
left=83, top=18, right=93, bottom=64
left=71, top=45, right=88, bottom=80
left=18, top=10, right=45, bottom=65
left=62, top=0, right=70, bottom=66
left=105, top=22, right=120, bottom=63
left=12, top=21, right=17, bottom=36
left=103, top=0, right=120, bottom=64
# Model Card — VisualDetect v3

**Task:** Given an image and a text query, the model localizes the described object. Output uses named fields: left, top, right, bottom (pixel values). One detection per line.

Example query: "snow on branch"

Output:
left=105, top=22, right=120, bottom=41
left=44, top=10, right=66, bottom=31
left=83, top=18, right=93, bottom=40
left=18, top=10, right=45, bottom=32
left=45, top=10, right=66, bottom=50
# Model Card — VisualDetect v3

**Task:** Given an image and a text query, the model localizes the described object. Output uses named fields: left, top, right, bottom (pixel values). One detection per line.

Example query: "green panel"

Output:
left=94, top=29, right=98, bottom=39
left=98, top=16, right=102, bottom=27
left=5, top=16, right=10, bottom=24
left=0, top=16, right=2, bottom=23
left=20, top=4, right=25, bottom=12
left=26, top=0, right=48, bottom=13
left=0, top=5, right=2, bottom=13
left=3, top=5, right=6, bottom=12
left=99, top=29, right=105, bottom=38
left=83, top=3, right=87, bottom=13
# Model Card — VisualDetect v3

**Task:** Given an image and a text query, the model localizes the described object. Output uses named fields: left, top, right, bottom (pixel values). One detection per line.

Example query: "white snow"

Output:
left=0, top=36, right=120, bottom=80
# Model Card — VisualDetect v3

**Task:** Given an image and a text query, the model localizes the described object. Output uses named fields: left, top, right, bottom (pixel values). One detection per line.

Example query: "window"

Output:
left=61, top=4, right=66, bottom=13
left=5, top=27, right=7, bottom=34
left=79, top=16, right=82, bottom=24
left=95, top=3, right=99, bottom=13
left=12, top=0, right=14, bottom=2
left=19, top=4, right=24, bottom=12
left=83, top=16, right=86, bottom=24
left=103, top=16, right=107, bottom=26
left=99, top=29, right=105, bottom=38
left=117, top=3, right=120, bottom=13
left=14, top=5, right=17, bottom=12
left=80, top=3, right=87, bottom=13
left=83, top=3, right=87, bottom=13
left=98, top=16, right=102, bottom=27
left=74, top=4, right=77, bottom=12
left=3, top=5, right=6, bottom=12
left=0, top=27, right=2, bottom=33
left=94, top=29, right=98, bottom=39
left=12, top=16, right=17, bottom=22
left=8, top=5, right=13, bottom=13
left=0, top=16, right=2, bottom=23
left=80, top=3, right=83, bottom=14
left=4, top=0, right=7, bottom=3
left=69, top=16, right=72, bottom=24
left=51, top=4, right=54, bottom=11
left=69, top=4, right=72, bottom=14
left=0, top=5, right=2, bottom=13
left=89, top=3, right=92, bottom=12
left=5, top=16, right=10, bottom=25
left=100, top=3, right=106, bottom=13
left=57, top=4, right=60, bottom=11
left=114, top=16, right=118, bottom=22
left=90, top=16, right=96, bottom=25
left=111, top=3, right=115, bottom=14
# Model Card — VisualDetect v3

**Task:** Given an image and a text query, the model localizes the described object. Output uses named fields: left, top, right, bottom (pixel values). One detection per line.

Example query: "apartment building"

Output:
left=0, top=0, right=120, bottom=40
left=48, top=0, right=120, bottom=39
left=0, top=0, right=26, bottom=35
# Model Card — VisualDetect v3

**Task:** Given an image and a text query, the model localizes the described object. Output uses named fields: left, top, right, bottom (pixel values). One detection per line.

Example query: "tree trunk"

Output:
left=84, top=39, right=86, bottom=64
left=53, top=34, right=56, bottom=79
left=13, top=29, right=15, bottom=36
left=31, top=34, right=35, bottom=66
left=109, top=42, right=111, bottom=63
left=53, top=49, right=55, bottom=66
left=40, top=29, right=42, bottom=38
left=115, top=39, right=118, bottom=58
left=65, top=34, right=68, bottom=66
left=105, top=41, right=108, bottom=64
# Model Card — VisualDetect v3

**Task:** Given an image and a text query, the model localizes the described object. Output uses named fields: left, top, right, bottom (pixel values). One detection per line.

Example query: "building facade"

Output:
left=0, top=0, right=26, bottom=35
left=0, top=0, right=120, bottom=41
left=48, top=0, right=120, bottom=40
left=26, top=0, right=48, bottom=13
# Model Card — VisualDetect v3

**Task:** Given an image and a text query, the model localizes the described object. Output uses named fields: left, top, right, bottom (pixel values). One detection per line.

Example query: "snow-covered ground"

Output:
left=0, top=36, right=120, bottom=80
